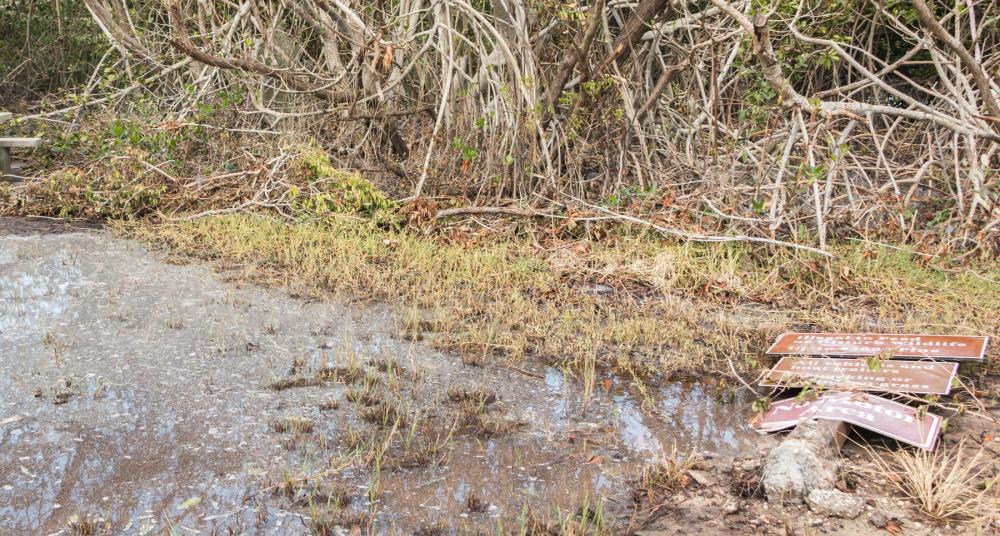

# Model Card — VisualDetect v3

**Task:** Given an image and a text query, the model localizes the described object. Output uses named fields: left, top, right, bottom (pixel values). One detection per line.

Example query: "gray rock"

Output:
left=721, top=499, right=740, bottom=515
left=806, top=489, right=865, bottom=519
left=762, top=420, right=842, bottom=503
left=868, top=510, right=889, bottom=528
left=687, top=469, right=716, bottom=487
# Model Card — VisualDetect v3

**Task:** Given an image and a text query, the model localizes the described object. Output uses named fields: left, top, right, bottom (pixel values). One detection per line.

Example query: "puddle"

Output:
left=0, top=224, right=763, bottom=534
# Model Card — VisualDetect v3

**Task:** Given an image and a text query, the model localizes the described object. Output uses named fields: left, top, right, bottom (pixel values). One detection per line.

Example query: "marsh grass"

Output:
left=504, top=495, right=612, bottom=536
left=447, top=388, right=498, bottom=406
left=128, top=213, right=999, bottom=380
left=866, top=442, right=1000, bottom=523
left=310, top=508, right=371, bottom=536
left=66, top=514, right=111, bottom=536
left=314, top=365, right=364, bottom=384
left=266, top=376, right=320, bottom=391
left=630, top=445, right=699, bottom=507
left=269, top=415, right=314, bottom=434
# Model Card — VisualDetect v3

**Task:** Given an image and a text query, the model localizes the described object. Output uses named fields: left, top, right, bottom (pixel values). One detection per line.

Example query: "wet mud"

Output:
left=0, top=220, right=764, bottom=534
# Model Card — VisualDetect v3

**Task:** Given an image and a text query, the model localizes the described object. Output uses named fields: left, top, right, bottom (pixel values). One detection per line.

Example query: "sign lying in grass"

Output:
left=760, top=356, right=958, bottom=395
left=753, top=392, right=942, bottom=450
left=766, top=333, right=989, bottom=361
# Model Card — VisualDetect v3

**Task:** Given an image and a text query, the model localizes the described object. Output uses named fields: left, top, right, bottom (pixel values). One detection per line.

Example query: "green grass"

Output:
left=125, top=212, right=1000, bottom=379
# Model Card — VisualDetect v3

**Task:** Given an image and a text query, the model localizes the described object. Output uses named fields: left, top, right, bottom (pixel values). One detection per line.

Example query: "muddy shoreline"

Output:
left=0, top=220, right=766, bottom=534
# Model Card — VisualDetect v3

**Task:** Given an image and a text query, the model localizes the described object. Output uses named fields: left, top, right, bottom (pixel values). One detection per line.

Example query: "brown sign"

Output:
left=766, top=333, right=989, bottom=361
left=753, top=392, right=942, bottom=450
left=760, top=356, right=958, bottom=395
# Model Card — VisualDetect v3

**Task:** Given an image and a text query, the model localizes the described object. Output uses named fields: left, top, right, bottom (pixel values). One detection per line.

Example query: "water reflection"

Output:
left=615, top=395, right=662, bottom=454
left=657, top=381, right=753, bottom=453
left=0, top=231, right=762, bottom=534
left=612, top=379, right=756, bottom=457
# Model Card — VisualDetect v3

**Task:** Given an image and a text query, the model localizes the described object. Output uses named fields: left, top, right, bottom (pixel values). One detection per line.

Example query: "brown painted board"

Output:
left=752, top=392, right=942, bottom=450
left=766, top=333, right=989, bottom=361
left=760, top=356, right=958, bottom=395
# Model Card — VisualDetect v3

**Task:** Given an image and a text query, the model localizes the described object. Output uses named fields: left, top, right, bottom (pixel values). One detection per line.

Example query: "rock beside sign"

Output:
left=762, top=419, right=842, bottom=503
left=806, top=489, right=865, bottom=519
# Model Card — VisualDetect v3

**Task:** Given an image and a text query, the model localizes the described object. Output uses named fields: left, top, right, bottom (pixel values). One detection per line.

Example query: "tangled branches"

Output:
left=64, top=0, right=1000, bottom=250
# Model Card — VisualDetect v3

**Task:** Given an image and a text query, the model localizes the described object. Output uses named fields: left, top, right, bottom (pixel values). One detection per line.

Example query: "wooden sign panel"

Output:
left=753, top=392, right=942, bottom=450
left=766, top=333, right=989, bottom=361
left=760, top=356, right=958, bottom=395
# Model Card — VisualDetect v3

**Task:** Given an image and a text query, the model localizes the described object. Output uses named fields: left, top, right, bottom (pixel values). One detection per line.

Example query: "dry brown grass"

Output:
left=867, top=441, right=1000, bottom=523
left=630, top=445, right=700, bottom=507
left=269, top=415, right=315, bottom=434
left=66, top=514, right=111, bottom=536
left=446, top=388, right=498, bottom=406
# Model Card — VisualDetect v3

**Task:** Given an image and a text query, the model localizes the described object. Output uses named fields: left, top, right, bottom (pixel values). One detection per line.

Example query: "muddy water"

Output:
left=0, top=224, right=763, bottom=534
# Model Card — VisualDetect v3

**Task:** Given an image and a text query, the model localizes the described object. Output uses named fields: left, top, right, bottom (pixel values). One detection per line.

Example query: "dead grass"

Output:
left=269, top=415, right=315, bottom=434
left=630, top=445, right=700, bottom=507
left=266, top=376, right=320, bottom=391
left=867, top=442, right=1000, bottom=523
left=310, top=508, right=370, bottom=536
left=467, top=493, right=489, bottom=513
left=504, top=497, right=612, bottom=536
left=447, top=388, right=498, bottom=406
left=369, top=356, right=406, bottom=378
left=314, top=365, right=364, bottom=384
left=66, top=514, right=110, bottom=536
left=360, top=400, right=405, bottom=427
left=126, top=213, right=1000, bottom=380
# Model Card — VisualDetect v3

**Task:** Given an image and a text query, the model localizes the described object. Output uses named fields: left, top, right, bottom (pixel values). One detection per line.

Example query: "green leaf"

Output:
left=179, top=496, right=202, bottom=511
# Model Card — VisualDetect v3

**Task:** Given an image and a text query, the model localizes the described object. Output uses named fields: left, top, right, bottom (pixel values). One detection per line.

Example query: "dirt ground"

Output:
left=1, top=218, right=997, bottom=535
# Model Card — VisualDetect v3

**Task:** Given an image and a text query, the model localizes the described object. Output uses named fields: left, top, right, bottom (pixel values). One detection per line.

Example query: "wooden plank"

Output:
left=0, top=112, right=11, bottom=124
left=0, top=138, right=42, bottom=148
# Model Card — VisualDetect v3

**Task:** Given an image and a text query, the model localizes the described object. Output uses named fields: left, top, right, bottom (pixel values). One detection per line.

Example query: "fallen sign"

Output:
left=752, top=392, right=942, bottom=450
left=760, top=356, right=958, bottom=395
left=766, top=332, right=989, bottom=361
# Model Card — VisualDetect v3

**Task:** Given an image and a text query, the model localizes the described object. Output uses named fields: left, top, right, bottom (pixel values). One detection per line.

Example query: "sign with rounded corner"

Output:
left=766, top=333, right=989, bottom=361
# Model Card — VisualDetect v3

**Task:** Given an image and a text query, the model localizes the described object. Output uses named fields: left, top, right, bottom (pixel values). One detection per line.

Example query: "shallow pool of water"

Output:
left=0, top=223, right=763, bottom=534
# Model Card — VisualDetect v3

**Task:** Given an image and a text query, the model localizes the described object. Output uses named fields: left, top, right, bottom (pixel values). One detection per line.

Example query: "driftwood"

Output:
left=435, top=203, right=833, bottom=257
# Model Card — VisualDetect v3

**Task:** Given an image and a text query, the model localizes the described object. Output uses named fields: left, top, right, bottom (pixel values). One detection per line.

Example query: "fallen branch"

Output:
left=434, top=201, right=834, bottom=257
left=167, top=3, right=357, bottom=104
left=709, top=0, right=999, bottom=140
left=341, top=105, right=434, bottom=121
left=434, top=206, right=557, bottom=220
left=569, top=197, right=835, bottom=257
left=911, top=0, right=1000, bottom=119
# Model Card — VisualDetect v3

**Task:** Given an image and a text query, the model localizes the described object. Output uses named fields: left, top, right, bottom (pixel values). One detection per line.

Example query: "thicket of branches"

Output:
left=5, top=0, right=1000, bottom=251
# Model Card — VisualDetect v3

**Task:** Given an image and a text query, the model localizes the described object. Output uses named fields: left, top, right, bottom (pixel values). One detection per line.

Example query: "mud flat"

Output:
left=0, top=221, right=762, bottom=534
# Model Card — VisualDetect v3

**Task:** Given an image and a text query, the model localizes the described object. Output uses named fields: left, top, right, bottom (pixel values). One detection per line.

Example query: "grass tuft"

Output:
left=868, top=442, right=1000, bottom=522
